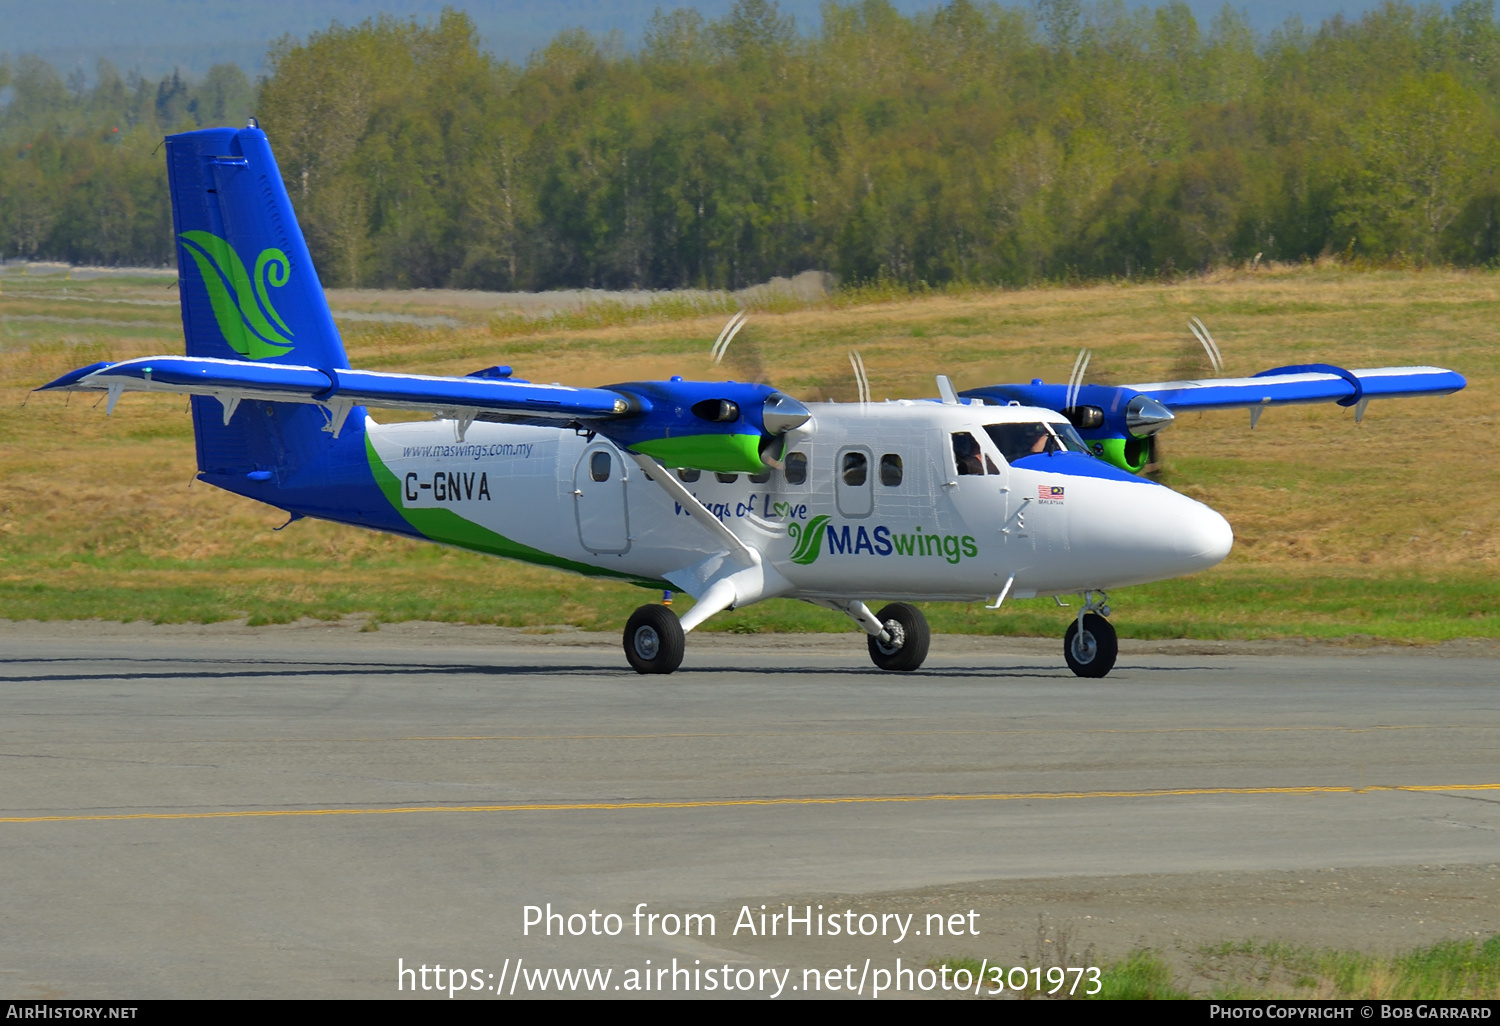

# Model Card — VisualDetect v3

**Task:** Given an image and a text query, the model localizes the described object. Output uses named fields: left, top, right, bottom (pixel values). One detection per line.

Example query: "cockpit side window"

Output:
left=951, top=432, right=985, bottom=476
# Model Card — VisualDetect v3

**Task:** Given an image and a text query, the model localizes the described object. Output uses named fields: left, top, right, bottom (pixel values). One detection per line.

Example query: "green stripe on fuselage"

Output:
left=631, top=432, right=763, bottom=473
left=365, top=434, right=667, bottom=587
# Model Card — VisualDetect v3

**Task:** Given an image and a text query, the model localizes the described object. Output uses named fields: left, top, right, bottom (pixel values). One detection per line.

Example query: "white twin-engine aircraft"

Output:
left=39, top=125, right=1465, bottom=677
left=370, top=400, right=1234, bottom=678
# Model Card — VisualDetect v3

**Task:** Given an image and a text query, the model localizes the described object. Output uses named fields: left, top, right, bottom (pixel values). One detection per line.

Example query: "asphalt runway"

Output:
left=2, top=622, right=1498, bottom=999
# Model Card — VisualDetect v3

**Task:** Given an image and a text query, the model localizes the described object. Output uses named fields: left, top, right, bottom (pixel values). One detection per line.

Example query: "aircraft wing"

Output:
left=35, top=355, right=801, bottom=474
left=1124, top=364, right=1466, bottom=412
left=37, top=356, right=631, bottom=430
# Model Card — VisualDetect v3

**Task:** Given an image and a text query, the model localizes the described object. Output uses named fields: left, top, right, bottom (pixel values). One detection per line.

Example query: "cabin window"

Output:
left=715, top=472, right=739, bottom=484
left=589, top=451, right=611, bottom=482
left=748, top=469, right=772, bottom=484
left=842, top=451, right=868, bottom=486
left=880, top=453, right=903, bottom=486
left=676, top=467, right=701, bottom=483
left=835, top=447, right=874, bottom=517
left=784, top=451, right=808, bottom=485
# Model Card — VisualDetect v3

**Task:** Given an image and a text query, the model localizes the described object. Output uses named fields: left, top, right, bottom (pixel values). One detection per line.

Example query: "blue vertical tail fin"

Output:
left=167, top=123, right=347, bottom=368
left=166, top=124, right=404, bottom=536
left=168, top=123, right=351, bottom=485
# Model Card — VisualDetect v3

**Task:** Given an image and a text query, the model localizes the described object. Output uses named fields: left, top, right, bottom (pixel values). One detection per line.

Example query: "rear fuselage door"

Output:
left=573, top=443, right=631, bottom=553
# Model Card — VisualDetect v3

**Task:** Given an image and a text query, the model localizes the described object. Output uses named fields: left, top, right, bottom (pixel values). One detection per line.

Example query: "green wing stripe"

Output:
left=788, top=514, right=830, bottom=565
left=630, top=433, right=764, bottom=474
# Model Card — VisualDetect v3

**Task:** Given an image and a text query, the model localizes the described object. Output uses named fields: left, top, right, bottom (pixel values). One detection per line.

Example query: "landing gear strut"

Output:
left=1063, top=590, right=1117, bottom=678
left=624, top=604, right=685, bottom=674
left=867, top=602, right=931, bottom=672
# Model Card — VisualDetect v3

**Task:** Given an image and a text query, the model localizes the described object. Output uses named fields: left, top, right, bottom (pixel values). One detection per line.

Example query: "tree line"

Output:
left=5, top=1, right=1500, bottom=288
left=0, top=56, right=253, bottom=267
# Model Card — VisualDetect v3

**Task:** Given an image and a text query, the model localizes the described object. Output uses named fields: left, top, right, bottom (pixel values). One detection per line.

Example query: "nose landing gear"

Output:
left=867, top=602, right=931, bottom=672
left=1063, top=590, right=1117, bottom=678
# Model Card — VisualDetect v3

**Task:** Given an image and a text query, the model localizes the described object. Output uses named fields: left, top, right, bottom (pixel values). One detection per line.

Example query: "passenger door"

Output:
left=573, top=443, right=631, bottom=553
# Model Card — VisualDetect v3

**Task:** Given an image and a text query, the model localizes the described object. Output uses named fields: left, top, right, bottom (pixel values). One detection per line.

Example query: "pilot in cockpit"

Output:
left=952, top=432, right=985, bottom=476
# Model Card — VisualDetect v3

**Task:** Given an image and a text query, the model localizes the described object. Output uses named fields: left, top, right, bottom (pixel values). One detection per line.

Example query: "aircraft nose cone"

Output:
left=1174, top=503, right=1234, bottom=568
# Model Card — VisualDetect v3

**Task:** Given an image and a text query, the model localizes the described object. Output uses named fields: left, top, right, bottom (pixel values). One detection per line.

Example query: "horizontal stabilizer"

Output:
left=1126, top=365, right=1466, bottom=411
left=38, top=356, right=631, bottom=427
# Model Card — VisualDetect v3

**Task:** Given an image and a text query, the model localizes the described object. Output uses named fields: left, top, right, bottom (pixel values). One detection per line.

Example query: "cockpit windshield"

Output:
left=984, top=422, right=1093, bottom=463
left=1050, top=422, right=1092, bottom=454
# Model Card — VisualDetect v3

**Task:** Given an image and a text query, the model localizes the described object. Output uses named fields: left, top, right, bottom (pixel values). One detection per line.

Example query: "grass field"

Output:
left=1, top=263, right=1495, bottom=640
left=939, top=932, right=1500, bottom=999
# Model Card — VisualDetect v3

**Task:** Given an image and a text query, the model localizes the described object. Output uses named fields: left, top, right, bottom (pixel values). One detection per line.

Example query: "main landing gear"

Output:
left=624, top=604, right=685, bottom=674
left=1063, top=590, right=1117, bottom=678
left=623, top=597, right=934, bottom=674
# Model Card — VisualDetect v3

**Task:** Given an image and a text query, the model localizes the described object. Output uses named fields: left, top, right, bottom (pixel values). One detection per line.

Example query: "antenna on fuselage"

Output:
left=935, top=374, right=960, bottom=405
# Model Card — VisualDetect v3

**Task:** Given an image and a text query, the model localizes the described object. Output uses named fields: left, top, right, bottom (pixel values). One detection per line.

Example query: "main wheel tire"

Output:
left=867, top=602, right=931, bottom=671
left=624, top=604, right=685, bottom=674
left=1063, top=612, right=1118, bottom=678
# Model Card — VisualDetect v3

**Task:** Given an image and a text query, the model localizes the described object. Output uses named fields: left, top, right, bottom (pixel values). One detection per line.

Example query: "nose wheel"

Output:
left=1063, top=590, right=1117, bottom=677
left=624, top=604, right=685, bottom=674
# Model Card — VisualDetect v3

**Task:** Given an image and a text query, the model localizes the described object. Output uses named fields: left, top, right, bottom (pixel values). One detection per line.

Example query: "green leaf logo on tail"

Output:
left=179, top=230, right=294, bottom=360
left=788, top=514, right=831, bottom=565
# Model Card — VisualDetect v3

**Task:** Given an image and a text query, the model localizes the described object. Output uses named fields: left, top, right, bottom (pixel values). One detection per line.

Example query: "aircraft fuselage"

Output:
left=361, top=401, right=1233, bottom=602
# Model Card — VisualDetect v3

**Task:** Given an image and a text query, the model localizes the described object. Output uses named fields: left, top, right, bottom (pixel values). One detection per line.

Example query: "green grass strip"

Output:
left=1, top=554, right=1495, bottom=643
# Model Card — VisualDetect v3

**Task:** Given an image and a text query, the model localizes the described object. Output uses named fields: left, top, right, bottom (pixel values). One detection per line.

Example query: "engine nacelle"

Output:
left=597, top=379, right=810, bottom=474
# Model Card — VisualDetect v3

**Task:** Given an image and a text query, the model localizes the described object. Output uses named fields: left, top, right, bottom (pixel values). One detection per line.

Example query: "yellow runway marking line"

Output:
left=5, top=783, right=1499, bottom=824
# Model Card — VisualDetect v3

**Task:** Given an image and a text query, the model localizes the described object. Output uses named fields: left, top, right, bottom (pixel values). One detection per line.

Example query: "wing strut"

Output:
left=625, top=452, right=792, bottom=630
left=625, top=453, right=755, bottom=567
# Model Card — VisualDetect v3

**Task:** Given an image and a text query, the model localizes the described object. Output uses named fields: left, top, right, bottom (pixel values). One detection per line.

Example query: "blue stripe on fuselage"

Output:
left=195, top=399, right=419, bottom=537
left=1008, top=451, right=1160, bottom=483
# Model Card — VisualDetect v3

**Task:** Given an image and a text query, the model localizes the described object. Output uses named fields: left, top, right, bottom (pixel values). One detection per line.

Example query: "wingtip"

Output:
left=35, top=361, right=114, bottom=391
